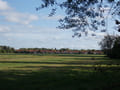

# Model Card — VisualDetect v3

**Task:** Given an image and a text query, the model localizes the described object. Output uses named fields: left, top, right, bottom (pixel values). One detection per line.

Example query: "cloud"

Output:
left=87, top=30, right=106, bottom=36
left=2, top=27, right=102, bottom=49
left=3, top=12, right=39, bottom=25
left=0, top=0, right=11, bottom=10
left=0, top=0, right=39, bottom=26
left=39, top=15, right=63, bottom=20
left=0, top=25, right=10, bottom=32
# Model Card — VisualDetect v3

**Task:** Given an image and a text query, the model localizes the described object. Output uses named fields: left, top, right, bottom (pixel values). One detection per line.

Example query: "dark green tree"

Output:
left=99, top=34, right=120, bottom=59
left=99, top=34, right=115, bottom=57
left=112, top=36, right=120, bottom=58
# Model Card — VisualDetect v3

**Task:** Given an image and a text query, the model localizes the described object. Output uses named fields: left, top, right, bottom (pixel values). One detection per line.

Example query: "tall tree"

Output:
left=99, top=34, right=120, bottom=58
left=37, top=0, right=120, bottom=37
left=99, top=34, right=115, bottom=57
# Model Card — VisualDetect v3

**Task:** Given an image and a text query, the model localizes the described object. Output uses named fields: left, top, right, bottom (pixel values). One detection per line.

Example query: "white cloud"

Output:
left=0, top=0, right=39, bottom=26
left=87, top=30, right=107, bottom=36
left=2, top=26, right=102, bottom=49
left=40, top=15, right=63, bottom=20
left=0, top=11, right=39, bottom=25
left=0, top=25, right=10, bottom=32
left=0, top=0, right=11, bottom=10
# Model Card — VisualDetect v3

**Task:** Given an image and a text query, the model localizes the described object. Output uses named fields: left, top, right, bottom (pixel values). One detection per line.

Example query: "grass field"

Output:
left=0, top=54, right=120, bottom=90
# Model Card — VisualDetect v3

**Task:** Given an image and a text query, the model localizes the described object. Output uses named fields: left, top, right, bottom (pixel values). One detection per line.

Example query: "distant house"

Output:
left=80, top=50, right=88, bottom=54
left=15, top=49, right=103, bottom=55
left=93, top=50, right=103, bottom=54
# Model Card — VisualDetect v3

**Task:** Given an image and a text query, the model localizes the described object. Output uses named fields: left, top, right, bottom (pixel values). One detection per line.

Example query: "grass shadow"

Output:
left=0, top=66, right=120, bottom=90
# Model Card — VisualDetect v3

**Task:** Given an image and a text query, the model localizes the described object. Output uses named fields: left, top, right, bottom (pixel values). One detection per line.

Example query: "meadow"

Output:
left=0, top=54, right=120, bottom=90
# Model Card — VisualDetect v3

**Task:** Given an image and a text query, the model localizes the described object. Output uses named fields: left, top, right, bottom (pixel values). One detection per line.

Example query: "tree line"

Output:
left=15, top=48, right=102, bottom=54
left=0, top=46, right=15, bottom=53
left=0, top=46, right=103, bottom=54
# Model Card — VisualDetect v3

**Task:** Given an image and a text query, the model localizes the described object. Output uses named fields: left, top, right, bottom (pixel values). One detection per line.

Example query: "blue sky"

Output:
left=0, top=0, right=108, bottom=49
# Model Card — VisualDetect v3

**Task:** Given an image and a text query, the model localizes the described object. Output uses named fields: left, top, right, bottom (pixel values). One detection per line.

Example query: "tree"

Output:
left=0, top=46, right=15, bottom=53
left=99, top=34, right=116, bottom=57
left=99, top=34, right=120, bottom=58
left=111, top=36, right=120, bottom=58
left=37, top=0, right=120, bottom=37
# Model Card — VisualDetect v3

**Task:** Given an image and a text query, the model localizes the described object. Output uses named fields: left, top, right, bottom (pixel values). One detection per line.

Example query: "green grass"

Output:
left=0, top=54, right=120, bottom=90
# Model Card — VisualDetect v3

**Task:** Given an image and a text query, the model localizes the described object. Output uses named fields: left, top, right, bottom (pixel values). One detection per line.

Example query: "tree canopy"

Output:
left=37, top=0, right=120, bottom=37
left=99, top=34, right=120, bottom=58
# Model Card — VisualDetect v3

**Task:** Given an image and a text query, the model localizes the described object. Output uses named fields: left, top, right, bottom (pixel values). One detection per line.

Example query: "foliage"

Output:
left=37, top=0, right=120, bottom=37
left=111, top=36, right=120, bottom=58
left=0, top=46, right=15, bottom=53
left=99, top=34, right=120, bottom=59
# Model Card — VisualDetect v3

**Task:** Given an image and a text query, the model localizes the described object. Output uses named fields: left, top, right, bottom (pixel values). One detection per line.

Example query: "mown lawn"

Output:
left=0, top=54, right=120, bottom=90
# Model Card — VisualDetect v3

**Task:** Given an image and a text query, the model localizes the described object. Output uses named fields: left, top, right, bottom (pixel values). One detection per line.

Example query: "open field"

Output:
left=0, top=54, right=120, bottom=90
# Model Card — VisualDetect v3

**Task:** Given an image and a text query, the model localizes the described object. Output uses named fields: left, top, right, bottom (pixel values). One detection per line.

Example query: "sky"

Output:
left=0, top=0, right=109, bottom=50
